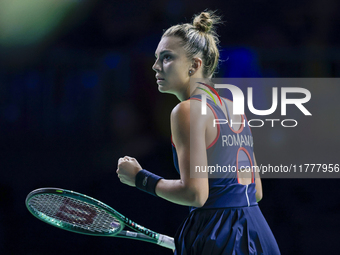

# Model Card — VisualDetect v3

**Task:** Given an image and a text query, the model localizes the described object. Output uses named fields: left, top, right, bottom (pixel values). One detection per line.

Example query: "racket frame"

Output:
left=26, top=188, right=174, bottom=249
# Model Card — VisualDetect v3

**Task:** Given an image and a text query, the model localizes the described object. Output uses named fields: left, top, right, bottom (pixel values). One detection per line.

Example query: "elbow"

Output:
left=188, top=191, right=208, bottom=208
left=192, top=198, right=207, bottom=208
left=180, top=180, right=209, bottom=207
left=256, top=191, right=263, bottom=202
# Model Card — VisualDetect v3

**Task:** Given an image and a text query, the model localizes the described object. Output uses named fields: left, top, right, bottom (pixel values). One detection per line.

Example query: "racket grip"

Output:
left=157, top=234, right=175, bottom=250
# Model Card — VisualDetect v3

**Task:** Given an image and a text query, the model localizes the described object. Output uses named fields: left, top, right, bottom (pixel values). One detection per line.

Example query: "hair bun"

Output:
left=193, top=11, right=218, bottom=33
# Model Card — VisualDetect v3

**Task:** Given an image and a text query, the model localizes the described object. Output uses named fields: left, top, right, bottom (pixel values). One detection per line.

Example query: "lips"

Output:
left=156, top=75, right=164, bottom=81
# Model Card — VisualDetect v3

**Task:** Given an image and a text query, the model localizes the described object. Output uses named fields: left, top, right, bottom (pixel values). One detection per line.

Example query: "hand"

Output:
left=116, top=156, right=142, bottom=187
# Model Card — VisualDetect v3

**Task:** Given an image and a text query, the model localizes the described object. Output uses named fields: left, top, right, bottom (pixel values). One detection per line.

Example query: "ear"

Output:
left=190, top=57, right=203, bottom=74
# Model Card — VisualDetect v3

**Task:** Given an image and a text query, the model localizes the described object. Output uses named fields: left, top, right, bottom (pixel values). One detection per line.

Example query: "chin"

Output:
left=158, top=85, right=170, bottom=93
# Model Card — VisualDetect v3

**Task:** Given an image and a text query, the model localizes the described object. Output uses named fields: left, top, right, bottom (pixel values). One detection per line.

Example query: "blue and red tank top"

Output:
left=171, top=94, right=258, bottom=212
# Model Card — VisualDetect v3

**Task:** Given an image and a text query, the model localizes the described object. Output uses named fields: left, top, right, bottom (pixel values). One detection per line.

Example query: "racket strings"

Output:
left=28, top=194, right=121, bottom=234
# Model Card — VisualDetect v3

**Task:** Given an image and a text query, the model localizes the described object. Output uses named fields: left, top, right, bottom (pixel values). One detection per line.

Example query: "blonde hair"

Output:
left=162, top=10, right=221, bottom=78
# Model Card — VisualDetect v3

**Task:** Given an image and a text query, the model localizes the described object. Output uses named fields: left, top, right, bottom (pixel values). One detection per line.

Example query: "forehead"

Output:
left=155, top=36, right=184, bottom=55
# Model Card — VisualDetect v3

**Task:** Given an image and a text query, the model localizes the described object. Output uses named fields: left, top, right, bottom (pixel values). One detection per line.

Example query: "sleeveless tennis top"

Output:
left=171, top=94, right=258, bottom=212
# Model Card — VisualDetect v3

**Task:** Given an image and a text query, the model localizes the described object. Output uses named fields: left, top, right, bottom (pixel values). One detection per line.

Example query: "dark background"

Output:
left=1, top=0, right=340, bottom=254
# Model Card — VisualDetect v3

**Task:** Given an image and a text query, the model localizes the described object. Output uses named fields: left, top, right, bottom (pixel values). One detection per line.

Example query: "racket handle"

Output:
left=157, top=234, right=175, bottom=250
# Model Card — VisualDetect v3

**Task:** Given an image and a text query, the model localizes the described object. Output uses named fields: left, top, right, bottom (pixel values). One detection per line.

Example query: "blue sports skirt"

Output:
left=174, top=205, right=280, bottom=255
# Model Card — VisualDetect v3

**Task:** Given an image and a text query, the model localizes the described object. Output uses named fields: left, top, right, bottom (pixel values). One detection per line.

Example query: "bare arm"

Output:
left=155, top=101, right=209, bottom=207
left=117, top=100, right=209, bottom=207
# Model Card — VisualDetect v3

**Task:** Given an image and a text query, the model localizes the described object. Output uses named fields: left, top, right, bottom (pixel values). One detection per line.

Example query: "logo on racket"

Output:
left=55, top=198, right=97, bottom=225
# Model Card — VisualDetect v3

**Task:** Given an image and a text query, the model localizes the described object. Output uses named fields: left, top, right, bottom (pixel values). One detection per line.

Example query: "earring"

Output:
left=189, top=70, right=192, bottom=75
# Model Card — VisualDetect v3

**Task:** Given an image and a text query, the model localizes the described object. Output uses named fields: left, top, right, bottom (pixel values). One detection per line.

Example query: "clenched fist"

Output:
left=116, top=156, right=143, bottom=187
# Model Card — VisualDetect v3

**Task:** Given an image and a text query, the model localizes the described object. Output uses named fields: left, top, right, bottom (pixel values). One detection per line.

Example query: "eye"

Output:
left=163, top=54, right=172, bottom=61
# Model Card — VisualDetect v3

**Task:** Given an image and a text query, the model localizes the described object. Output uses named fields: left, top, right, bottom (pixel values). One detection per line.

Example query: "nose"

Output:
left=152, top=58, right=161, bottom=72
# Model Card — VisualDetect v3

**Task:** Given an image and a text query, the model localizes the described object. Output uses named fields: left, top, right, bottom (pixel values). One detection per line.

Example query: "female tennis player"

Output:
left=117, top=11, right=280, bottom=254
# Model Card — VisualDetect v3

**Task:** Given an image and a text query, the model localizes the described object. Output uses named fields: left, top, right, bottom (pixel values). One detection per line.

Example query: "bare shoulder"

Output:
left=170, top=99, right=202, bottom=123
left=170, top=101, right=191, bottom=146
left=170, top=99, right=207, bottom=146
left=171, top=100, right=189, bottom=118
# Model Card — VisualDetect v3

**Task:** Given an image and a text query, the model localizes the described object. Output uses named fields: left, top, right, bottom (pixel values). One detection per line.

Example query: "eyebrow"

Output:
left=155, top=50, right=172, bottom=58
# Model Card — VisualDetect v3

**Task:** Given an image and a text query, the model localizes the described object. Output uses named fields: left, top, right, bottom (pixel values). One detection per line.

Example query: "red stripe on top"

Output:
left=171, top=135, right=175, bottom=147
left=236, top=147, right=254, bottom=184
left=197, top=82, right=223, bottom=106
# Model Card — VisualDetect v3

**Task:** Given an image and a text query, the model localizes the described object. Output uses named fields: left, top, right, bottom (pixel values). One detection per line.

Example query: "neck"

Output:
left=174, top=74, right=209, bottom=102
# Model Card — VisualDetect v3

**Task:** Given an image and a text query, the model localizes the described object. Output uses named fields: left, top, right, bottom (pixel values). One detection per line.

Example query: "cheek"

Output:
left=174, top=64, right=188, bottom=79
left=165, top=61, right=189, bottom=83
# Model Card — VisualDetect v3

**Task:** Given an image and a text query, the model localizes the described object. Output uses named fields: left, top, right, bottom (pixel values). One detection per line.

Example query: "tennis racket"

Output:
left=25, top=187, right=175, bottom=250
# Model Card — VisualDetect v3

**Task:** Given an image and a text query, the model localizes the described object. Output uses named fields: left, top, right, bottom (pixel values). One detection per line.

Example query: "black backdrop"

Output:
left=1, top=0, right=340, bottom=254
